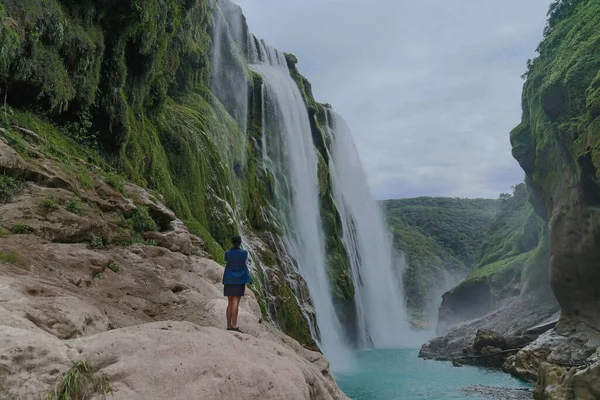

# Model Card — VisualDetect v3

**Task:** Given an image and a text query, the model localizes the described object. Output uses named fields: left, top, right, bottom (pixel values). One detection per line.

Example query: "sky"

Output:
left=234, top=0, right=554, bottom=199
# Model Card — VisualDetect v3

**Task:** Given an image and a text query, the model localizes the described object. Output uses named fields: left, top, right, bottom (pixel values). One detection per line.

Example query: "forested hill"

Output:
left=381, top=197, right=499, bottom=315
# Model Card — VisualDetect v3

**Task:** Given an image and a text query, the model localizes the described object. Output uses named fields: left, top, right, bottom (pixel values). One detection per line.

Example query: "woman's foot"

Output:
left=230, top=327, right=243, bottom=333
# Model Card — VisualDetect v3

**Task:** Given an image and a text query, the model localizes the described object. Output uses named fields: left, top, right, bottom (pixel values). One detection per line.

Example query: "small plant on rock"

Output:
left=89, top=234, right=104, bottom=249
left=76, top=169, right=94, bottom=189
left=93, top=272, right=103, bottom=280
left=128, top=206, right=158, bottom=233
left=107, top=261, right=120, bottom=273
left=38, top=197, right=60, bottom=214
left=105, top=173, right=125, bottom=195
left=45, top=361, right=112, bottom=400
left=0, top=174, right=22, bottom=203
left=67, top=197, right=85, bottom=215
left=12, top=223, right=34, bottom=234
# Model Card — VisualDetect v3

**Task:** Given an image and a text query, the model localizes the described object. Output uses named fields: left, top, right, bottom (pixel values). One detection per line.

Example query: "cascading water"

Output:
left=326, top=111, right=417, bottom=348
left=249, top=40, right=353, bottom=368
left=211, top=0, right=249, bottom=136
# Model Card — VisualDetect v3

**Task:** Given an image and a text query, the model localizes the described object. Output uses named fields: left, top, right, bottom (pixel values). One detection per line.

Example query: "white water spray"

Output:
left=327, top=111, right=418, bottom=348
left=250, top=41, right=353, bottom=368
left=211, top=0, right=249, bottom=136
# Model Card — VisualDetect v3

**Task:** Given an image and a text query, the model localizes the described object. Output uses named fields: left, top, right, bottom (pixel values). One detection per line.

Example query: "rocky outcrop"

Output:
left=0, top=136, right=347, bottom=399
left=507, top=0, right=600, bottom=398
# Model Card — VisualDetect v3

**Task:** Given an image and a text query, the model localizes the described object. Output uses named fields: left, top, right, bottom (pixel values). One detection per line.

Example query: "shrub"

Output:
left=128, top=206, right=157, bottom=233
left=0, top=174, right=22, bottom=203
left=93, top=272, right=103, bottom=280
left=67, top=197, right=85, bottom=215
left=89, top=234, right=104, bottom=249
left=39, top=197, right=61, bottom=214
left=12, top=223, right=34, bottom=234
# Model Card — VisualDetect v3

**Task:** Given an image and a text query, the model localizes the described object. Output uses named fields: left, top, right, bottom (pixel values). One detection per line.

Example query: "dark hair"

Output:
left=231, top=235, right=242, bottom=248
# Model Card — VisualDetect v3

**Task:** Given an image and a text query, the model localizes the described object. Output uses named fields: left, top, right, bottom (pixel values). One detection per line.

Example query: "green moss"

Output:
left=273, top=278, right=312, bottom=345
left=105, top=173, right=125, bottom=194
left=513, top=0, right=600, bottom=200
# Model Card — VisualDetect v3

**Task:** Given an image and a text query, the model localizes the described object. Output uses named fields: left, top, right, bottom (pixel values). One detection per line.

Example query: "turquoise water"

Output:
left=336, top=349, right=531, bottom=400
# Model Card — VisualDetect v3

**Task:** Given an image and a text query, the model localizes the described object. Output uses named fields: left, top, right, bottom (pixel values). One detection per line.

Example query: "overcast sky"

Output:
left=234, top=0, right=553, bottom=199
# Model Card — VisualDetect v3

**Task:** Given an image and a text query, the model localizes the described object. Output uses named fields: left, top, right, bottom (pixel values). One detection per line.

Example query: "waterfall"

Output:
left=326, top=111, right=415, bottom=348
left=249, top=40, right=353, bottom=368
left=211, top=0, right=249, bottom=136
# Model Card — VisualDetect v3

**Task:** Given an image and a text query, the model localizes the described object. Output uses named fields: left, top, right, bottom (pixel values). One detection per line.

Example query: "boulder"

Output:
left=473, top=329, right=507, bottom=352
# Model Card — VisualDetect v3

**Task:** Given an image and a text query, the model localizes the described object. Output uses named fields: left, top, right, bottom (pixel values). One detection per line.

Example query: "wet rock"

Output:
left=418, top=335, right=449, bottom=359
left=462, top=385, right=533, bottom=400
left=474, top=329, right=507, bottom=352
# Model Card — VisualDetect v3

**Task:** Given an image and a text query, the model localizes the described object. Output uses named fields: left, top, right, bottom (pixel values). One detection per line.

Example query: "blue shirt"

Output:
left=222, top=248, right=252, bottom=285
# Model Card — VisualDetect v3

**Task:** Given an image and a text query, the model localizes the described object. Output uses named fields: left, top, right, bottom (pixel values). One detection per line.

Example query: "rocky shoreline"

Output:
left=420, top=320, right=600, bottom=399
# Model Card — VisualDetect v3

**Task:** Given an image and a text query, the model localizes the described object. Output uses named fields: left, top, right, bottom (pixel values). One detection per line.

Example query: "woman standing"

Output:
left=222, top=235, right=252, bottom=333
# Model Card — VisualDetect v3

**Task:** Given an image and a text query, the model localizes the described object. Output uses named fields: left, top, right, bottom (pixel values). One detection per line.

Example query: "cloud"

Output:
left=234, top=0, right=553, bottom=199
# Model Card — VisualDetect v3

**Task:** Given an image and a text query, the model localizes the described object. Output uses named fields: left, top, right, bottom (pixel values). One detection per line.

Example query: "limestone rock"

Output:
left=474, top=329, right=507, bottom=352
left=124, top=183, right=176, bottom=227
left=70, top=321, right=345, bottom=400
left=0, top=233, right=347, bottom=399
left=144, top=219, right=206, bottom=257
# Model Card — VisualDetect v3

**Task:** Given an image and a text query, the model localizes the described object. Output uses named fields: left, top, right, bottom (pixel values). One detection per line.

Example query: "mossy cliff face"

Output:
left=511, top=0, right=600, bottom=331
left=435, top=184, right=553, bottom=334
left=0, top=0, right=355, bottom=346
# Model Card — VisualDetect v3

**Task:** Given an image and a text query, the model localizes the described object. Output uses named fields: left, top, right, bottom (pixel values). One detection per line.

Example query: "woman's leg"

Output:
left=231, top=296, right=241, bottom=329
left=226, top=296, right=233, bottom=329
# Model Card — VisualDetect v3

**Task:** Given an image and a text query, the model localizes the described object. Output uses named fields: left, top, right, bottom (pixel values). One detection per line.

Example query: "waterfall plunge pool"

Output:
left=335, top=349, right=532, bottom=400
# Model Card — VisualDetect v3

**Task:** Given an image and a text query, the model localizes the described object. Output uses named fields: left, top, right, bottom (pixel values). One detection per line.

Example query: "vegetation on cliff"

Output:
left=513, top=0, right=600, bottom=206
left=381, top=197, right=498, bottom=314
left=0, top=0, right=358, bottom=345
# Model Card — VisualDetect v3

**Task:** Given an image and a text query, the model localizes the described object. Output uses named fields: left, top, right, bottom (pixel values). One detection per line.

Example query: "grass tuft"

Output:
left=45, top=361, right=112, bottom=400
left=0, top=250, right=29, bottom=268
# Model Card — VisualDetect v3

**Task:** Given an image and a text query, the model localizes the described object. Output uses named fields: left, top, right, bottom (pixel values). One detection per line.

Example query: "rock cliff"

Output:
left=420, top=1, right=600, bottom=399
left=509, top=0, right=600, bottom=398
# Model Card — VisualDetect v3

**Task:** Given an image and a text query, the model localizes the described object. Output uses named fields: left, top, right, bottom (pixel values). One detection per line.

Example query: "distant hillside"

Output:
left=381, top=197, right=499, bottom=315
left=437, top=183, right=548, bottom=333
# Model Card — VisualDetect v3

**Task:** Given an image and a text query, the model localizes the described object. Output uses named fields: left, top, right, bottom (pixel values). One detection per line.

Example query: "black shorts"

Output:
left=224, top=284, right=246, bottom=297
